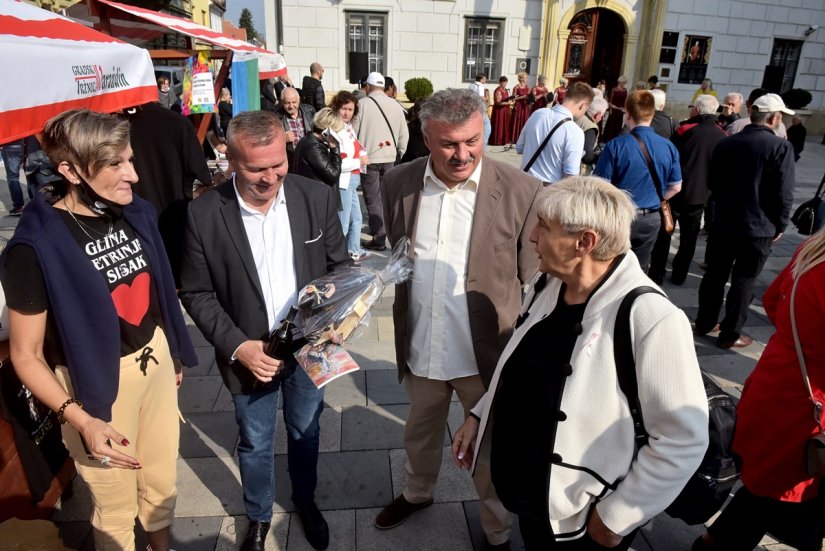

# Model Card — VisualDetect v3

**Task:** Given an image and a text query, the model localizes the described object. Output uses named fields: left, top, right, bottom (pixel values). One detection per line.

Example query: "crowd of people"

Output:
left=0, top=60, right=822, bottom=551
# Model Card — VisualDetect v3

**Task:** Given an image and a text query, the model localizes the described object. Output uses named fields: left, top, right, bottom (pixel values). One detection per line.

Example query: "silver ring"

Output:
left=100, top=456, right=111, bottom=466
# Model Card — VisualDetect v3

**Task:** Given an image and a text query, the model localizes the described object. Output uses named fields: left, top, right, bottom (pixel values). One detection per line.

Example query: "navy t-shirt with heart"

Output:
left=5, top=209, right=162, bottom=362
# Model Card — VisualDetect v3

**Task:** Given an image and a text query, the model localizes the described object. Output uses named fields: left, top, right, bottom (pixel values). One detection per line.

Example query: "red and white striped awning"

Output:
left=0, top=0, right=157, bottom=145
left=94, top=0, right=286, bottom=80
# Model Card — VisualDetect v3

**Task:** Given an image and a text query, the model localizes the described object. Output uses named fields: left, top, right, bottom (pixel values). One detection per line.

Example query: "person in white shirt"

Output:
left=469, top=73, right=492, bottom=144
left=374, top=88, right=542, bottom=550
left=517, top=82, right=594, bottom=184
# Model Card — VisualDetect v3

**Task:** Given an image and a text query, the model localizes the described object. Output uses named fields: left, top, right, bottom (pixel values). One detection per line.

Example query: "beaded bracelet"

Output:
left=56, top=397, right=83, bottom=424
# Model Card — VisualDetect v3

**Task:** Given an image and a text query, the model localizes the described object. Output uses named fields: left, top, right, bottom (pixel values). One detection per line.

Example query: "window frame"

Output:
left=345, top=11, right=388, bottom=78
left=769, top=38, right=803, bottom=94
left=462, top=17, right=505, bottom=84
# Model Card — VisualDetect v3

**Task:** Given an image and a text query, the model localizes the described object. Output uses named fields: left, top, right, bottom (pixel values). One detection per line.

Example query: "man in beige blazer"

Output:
left=375, top=88, right=541, bottom=550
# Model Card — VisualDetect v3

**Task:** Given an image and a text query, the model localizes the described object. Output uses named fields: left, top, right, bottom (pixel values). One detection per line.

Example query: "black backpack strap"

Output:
left=614, top=286, right=666, bottom=448
left=523, top=118, right=571, bottom=173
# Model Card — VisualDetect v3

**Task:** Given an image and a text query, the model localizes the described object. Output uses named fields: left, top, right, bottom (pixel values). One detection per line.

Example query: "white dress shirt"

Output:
left=234, top=179, right=297, bottom=332
left=407, top=158, right=483, bottom=381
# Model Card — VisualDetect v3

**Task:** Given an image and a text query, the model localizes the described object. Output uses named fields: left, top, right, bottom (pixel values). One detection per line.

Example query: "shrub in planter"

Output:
left=404, top=78, right=434, bottom=103
left=781, top=88, right=812, bottom=110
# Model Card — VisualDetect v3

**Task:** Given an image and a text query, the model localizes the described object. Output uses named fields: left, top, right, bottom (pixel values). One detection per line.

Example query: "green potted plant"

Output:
left=404, top=77, right=434, bottom=104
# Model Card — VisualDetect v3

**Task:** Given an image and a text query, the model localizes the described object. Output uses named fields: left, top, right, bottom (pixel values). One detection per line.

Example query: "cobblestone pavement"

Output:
left=1, top=136, right=822, bottom=550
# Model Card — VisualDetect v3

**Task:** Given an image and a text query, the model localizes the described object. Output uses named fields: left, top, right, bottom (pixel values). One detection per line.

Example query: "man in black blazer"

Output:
left=180, top=111, right=349, bottom=551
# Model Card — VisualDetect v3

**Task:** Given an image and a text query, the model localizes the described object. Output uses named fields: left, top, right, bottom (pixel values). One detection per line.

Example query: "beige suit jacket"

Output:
left=381, top=156, right=542, bottom=387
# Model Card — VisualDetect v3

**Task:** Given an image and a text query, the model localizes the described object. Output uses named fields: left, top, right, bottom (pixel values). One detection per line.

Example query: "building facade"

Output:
left=268, top=0, right=825, bottom=128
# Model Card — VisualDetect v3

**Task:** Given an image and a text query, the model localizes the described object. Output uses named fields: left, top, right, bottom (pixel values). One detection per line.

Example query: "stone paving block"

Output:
left=349, top=348, right=398, bottom=372
left=187, top=345, right=216, bottom=376
left=186, top=323, right=210, bottom=347
left=171, top=516, right=223, bottom=550
left=179, top=411, right=239, bottom=458
left=323, top=371, right=367, bottom=408
left=340, top=404, right=411, bottom=451
left=354, top=503, right=473, bottom=551
left=287, top=509, right=355, bottom=551
left=347, top=339, right=397, bottom=366
left=376, top=315, right=395, bottom=341
left=179, top=376, right=224, bottom=413
left=175, top=456, right=245, bottom=517
left=389, top=447, right=477, bottom=503
left=213, top=384, right=235, bottom=412
left=462, top=500, right=528, bottom=550
left=215, top=514, right=289, bottom=551
left=365, top=369, right=409, bottom=405
left=276, top=450, right=393, bottom=511
left=748, top=325, right=776, bottom=346
left=276, top=406, right=341, bottom=454
left=700, top=353, right=759, bottom=388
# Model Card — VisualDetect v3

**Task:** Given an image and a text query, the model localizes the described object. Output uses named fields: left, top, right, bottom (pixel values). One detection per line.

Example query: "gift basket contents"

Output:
left=293, top=238, right=413, bottom=388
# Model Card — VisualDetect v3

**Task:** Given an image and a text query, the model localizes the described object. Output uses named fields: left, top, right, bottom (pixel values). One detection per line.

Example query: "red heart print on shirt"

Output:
left=110, top=272, right=150, bottom=326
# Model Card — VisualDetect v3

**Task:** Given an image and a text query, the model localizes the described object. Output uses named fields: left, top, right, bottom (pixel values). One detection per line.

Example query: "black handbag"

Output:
left=791, top=173, right=825, bottom=235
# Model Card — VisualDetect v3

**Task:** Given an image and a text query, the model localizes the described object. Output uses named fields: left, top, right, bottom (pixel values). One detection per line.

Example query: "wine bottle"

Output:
left=256, top=306, right=306, bottom=388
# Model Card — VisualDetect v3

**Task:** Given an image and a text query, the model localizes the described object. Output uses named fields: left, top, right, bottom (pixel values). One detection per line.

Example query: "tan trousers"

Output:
left=402, top=372, right=511, bottom=545
left=56, top=327, right=179, bottom=551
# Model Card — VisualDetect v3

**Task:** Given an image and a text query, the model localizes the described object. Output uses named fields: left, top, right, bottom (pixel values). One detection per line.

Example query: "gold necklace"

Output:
left=62, top=197, right=113, bottom=241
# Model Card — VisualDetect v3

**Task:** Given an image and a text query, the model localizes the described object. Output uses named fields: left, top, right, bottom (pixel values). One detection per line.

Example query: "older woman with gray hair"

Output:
left=577, top=96, right=609, bottom=171
left=452, top=176, right=708, bottom=550
left=294, top=107, right=344, bottom=210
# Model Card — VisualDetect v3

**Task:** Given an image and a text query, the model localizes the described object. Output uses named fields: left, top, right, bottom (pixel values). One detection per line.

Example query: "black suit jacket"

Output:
left=179, top=175, right=350, bottom=394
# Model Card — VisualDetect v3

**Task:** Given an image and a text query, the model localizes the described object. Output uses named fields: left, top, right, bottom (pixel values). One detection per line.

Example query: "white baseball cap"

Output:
left=365, top=72, right=385, bottom=87
left=752, top=93, right=794, bottom=115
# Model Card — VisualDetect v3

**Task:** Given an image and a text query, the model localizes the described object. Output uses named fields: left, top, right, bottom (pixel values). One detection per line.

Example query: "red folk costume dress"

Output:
left=552, top=85, right=568, bottom=106
left=489, top=85, right=512, bottom=146
left=510, top=83, right=531, bottom=144
left=530, top=84, right=549, bottom=113
left=603, top=85, right=627, bottom=143
left=733, top=250, right=825, bottom=502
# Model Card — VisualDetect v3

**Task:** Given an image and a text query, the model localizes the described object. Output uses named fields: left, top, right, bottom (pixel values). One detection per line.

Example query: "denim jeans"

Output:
left=339, top=173, right=363, bottom=255
left=232, top=360, right=325, bottom=522
left=1, top=142, right=34, bottom=210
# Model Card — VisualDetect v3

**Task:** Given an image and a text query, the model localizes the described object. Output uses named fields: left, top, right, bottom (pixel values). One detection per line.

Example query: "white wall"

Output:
left=660, top=0, right=825, bottom=108
left=277, top=0, right=543, bottom=97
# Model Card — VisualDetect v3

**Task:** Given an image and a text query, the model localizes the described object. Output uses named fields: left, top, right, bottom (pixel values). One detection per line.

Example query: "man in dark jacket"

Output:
left=277, top=87, right=316, bottom=173
left=695, top=93, right=796, bottom=349
left=649, top=94, right=727, bottom=285
left=300, top=62, right=326, bottom=112
left=126, top=102, right=211, bottom=286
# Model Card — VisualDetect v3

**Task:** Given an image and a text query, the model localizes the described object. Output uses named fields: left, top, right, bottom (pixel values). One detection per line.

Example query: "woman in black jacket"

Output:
left=294, top=108, right=343, bottom=210
left=217, top=88, right=233, bottom=137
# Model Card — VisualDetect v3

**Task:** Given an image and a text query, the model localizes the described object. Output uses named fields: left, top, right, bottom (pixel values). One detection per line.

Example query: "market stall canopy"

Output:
left=87, top=0, right=286, bottom=79
left=0, top=0, right=157, bottom=145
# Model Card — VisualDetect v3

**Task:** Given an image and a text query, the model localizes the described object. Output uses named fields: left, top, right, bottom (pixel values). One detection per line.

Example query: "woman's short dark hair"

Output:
left=330, top=90, right=359, bottom=119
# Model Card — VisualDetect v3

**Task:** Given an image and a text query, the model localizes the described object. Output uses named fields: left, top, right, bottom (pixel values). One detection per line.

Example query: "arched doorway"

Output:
left=561, top=8, right=625, bottom=89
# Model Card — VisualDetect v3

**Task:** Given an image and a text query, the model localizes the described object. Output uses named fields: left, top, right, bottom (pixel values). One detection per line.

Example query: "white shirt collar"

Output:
left=232, top=176, right=286, bottom=216
left=423, top=157, right=483, bottom=192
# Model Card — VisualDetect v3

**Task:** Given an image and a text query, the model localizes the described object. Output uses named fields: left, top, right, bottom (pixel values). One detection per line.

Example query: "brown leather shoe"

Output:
left=717, top=334, right=754, bottom=349
left=374, top=495, right=433, bottom=529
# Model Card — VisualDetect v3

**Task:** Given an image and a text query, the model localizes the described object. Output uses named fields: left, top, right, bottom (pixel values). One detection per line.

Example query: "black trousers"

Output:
left=361, top=162, right=393, bottom=241
left=648, top=201, right=704, bottom=284
left=695, top=233, right=772, bottom=342
left=519, top=515, right=637, bottom=551
left=707, top=485, right=825, bottom=551
left=630, top=211, right=661, bottom=273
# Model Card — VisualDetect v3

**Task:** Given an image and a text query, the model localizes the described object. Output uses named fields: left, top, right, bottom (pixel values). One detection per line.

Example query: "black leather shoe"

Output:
left=375, top=495, right=433, bottom=529
left=362, top=237, right=387, bottom=251
left=296, top=502, right=329, bottom=550
left=717, top=334, right=754, bottom=349
left=240, top=520, right=270, bottom=551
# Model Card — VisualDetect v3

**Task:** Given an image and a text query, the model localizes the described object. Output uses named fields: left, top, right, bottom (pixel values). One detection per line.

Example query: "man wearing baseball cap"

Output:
left=695, top=93, right=795, bottom=349
left=353, top=72, right=409, bottom=251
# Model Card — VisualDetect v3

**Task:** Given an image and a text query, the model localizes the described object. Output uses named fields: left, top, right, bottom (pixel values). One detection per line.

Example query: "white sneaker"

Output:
left=350, top=251, right=371, bottom=263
